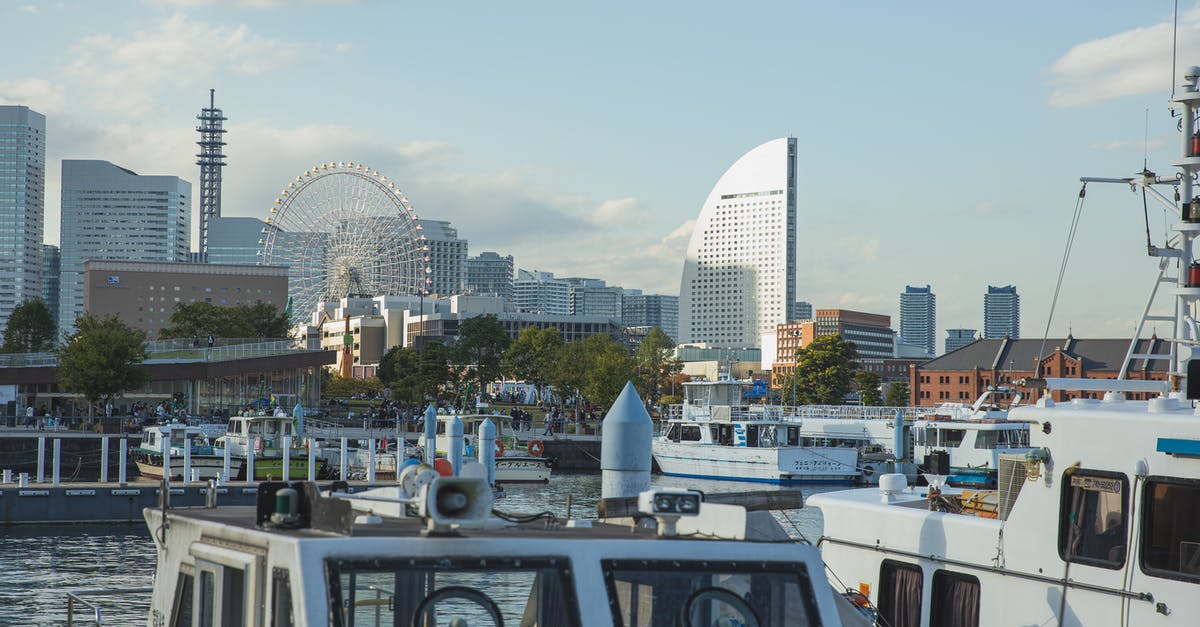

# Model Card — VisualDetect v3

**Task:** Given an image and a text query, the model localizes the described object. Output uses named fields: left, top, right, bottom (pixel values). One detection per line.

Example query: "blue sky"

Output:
left=1, top=1, right=1196, bottom=345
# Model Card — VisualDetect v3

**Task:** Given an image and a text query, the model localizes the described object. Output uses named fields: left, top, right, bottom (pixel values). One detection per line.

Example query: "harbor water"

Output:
left=0, top=473, right=837, bottom=625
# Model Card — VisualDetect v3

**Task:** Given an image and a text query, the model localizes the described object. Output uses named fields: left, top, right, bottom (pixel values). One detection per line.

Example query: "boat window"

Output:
left=195, top=560, right=248, bottom=627
left=787, top=426, right=800, bottom=446
left=326, top=556, right=579, bottom=627
left=974, top=431, right=998, bottom=450
left=172, top=431, right=187, bottom=448
left=1140, top=476, right=1200, bottom=582
left=680, top=425, right=702, bottom=442
left=715, top=424, right=734, bottom=446
left=878, top=560, right=922, bottom=627
left=199, top=569, right=215, bottom=627
left=1058, top=470, right=1128, bottom=569
left=601, top=559, right=818, bottom=627
left=939, top=429, right=966, bottom=447
left=170, top=571, right=194, bottom=627
left=745, top=426, right=759, bottom=447
left=665, top=423, right=680, bottom=442
left=931, top=570, right=980, bottom=627
left=915, top=427, right=927, bottom=446
left=271, top=568, right=294, bottom=627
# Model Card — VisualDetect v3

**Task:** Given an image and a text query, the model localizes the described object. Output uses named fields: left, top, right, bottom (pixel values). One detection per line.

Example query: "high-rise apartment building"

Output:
left=41, top=244, right=60, bottom=323
left=945, top=328, right=977, bottom=354
left=984, top=285, right=1020, bottom=339
left=680, top=137, right=797, bottom=348
left=795, top=300, right=813, bottom=321
left=466, top=252, right=514, bottom=301
left=0, top=105, right=46, bottom=335
left=416, top=220, right=467, bottom=296
left=899, top=284, right=936, bottom=358
left=59, top=160, right=191, bottom=331
left=563, top=277, right=623, bottom=320
left=513, top=269, right=570, bottom=315
left=623, top=293, right=679, bottom=342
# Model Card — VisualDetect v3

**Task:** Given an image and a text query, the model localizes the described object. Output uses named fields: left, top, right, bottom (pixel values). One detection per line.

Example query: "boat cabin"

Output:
left=219, top=415, right=302, bottom=457
left=140, top=423, right=213, bottom=456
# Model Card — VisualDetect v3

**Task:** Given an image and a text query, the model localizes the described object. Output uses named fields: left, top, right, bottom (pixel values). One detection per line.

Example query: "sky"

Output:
left=2, top=1, right=1199, bottom=347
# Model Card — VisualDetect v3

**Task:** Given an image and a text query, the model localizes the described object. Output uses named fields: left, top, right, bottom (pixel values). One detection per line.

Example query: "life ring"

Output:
left=495, top=439, right=505, bottom=456
left=527, top=439, right=545, bottom=457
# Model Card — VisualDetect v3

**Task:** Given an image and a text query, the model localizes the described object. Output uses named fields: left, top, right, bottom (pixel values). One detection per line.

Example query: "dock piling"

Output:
left=367, top=438, right=376, bottom=485
left=222, top=443, right=230, bottom=484
left=164, top=441, right=172, bottom=487
left=307, top=439, right=315, bottom=482
left=119, top=439, right=127, bottom=485
left=36, top=436, right=45, bottom=483
left=339, top=437, right=348, bottom=480
left=283, top=436, right=291, bottom=482
left=52, top=439, right=61, bottom=487
left=183, top=441, right=192, bottom=486
left=2, top=469, right=10, bottom=483
left=100, top=437, right=109, bottom=483
left=247, top=440, right=255, bottom=482
left=18, top=473, right=28, bottom=488
left=479, top=418, right=496, bottom=487
left=424, top=405, right=437, bottom=467
left=449, top=416, right=464, bottom=476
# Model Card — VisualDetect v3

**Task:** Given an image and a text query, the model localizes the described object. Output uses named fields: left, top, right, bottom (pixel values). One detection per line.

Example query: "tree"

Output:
left=855, top=370, right=883, bottom=406
left=633, top=326, right=679, bottom=408
left=379, top=343, right=452, bottom=407
left=454, top=315, right=510, bottom=399
left=56, top=313, right=150, bottom=420
left=885, top=380, right=911, bottom=407
left=581, top=334, right=636, bottom=411
left=2, top=298, right=56, bottom=353
left=159, top=301, right=289, bottom=340
left=793, top=333, right=858, bottom=405
left=503, top=326, right=563, bottom=399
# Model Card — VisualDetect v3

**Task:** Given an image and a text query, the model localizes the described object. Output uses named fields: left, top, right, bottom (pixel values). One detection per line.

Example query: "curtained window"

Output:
left=931, top=570, right=980, bottom=627
left=1058, top=470, right=1128, bottom=569
left=878, top=560, right=922, bottom=627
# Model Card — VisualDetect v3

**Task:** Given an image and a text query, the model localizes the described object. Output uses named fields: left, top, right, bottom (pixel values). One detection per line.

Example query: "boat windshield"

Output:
left=327, top=556, right=579, bottom=627
left=601, top=559, right=818, bottom=627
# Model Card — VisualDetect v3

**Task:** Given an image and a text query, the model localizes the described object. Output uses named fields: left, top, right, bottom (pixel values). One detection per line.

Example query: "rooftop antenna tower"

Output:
left=196, top=88, right=227, bottom=263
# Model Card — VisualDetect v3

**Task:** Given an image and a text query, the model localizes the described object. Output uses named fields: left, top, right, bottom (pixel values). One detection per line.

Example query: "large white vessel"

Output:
left=655, top=379, right=861, bottom=483
left=810, top=64, right=1200, bottom=626
left=142, top=476, right=858, bottom=626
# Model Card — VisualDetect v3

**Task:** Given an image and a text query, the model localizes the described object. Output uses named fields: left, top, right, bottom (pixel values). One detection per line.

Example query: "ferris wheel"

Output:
left=260, top=162, right=431, bottom=323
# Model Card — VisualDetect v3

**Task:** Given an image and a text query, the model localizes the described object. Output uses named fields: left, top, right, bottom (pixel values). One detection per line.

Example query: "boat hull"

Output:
left=494, top=456, right=552, bottom=484
left=653, top=440, right=859, bottom=484
left=134, top=451, right=317, bottom=481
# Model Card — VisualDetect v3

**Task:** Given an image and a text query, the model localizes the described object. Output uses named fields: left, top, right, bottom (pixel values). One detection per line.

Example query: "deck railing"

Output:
left=64, top=587, right=152, bottom=625
left=668, top=403, right=939, bottom=422
left=0, top=338, right=320, bottom=369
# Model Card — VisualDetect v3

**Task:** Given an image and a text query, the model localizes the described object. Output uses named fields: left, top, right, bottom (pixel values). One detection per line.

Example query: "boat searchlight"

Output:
left=638, top=488, right=703, bottom=537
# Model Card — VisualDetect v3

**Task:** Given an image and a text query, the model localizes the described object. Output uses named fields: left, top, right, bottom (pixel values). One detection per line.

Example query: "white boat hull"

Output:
left=495, top=456, right=552, bottom=483
left=653, top=440, right=859, bottom=484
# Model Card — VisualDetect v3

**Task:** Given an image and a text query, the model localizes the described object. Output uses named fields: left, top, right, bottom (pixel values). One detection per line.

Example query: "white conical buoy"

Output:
left=601, top=381, right=653, bottom=500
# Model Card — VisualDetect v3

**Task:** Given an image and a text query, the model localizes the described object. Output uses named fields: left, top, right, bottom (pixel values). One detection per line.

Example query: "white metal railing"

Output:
left=64, top=587, right=152, bottom=625
left=0, top=339, right=319, bottom=368
left=669, top=403, right=939, bottom=422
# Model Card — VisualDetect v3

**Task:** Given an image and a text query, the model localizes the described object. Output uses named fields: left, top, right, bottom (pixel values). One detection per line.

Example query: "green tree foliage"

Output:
left=633, top=326, right=679, bottom=408
left=55, top=313, right=150, bottom=418
left=502, top=326, right=563, bottom=397
left=158, top=301, right=289, bottom=340
left=323, top=374, right=383, bottom=399
left=581, top=334, right=636, bottom=410
left=793, top=333, right=859, bottom=405
left=454, top=315, right=510, bottom=398
left=378, top=343, right=452, bottom=406
left=885, top=380, right=911, bottom=407
left=855, top=370, right=883, bottom=406
left=549, top=340, right=588, bottom=410
left=2, top=298, right=56, bottom=353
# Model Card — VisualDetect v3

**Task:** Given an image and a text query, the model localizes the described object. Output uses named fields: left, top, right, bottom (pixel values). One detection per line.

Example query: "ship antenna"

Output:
left=1172, top=0, right=1180, bottom=105
left=1037, top=183, right=1088, bottom=374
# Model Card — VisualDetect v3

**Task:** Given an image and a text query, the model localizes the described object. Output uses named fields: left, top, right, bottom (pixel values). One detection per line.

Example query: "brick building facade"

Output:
left=910, top=335, right=1168, bottom=406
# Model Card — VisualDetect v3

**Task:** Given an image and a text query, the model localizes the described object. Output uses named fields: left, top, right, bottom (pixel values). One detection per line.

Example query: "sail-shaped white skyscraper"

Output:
left=679, top=137, right=797, bottom=348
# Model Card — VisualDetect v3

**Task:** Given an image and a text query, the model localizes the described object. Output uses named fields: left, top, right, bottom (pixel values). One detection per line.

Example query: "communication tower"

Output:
left=196, top=88, right=227, bottom=262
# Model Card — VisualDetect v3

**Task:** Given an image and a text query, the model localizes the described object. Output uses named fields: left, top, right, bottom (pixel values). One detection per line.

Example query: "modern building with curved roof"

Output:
left=679, top=137, right=796, bottom=348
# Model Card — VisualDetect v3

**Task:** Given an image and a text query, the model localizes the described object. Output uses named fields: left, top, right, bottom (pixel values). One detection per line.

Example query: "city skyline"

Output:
left=0, top=2, right=1193, bottom=344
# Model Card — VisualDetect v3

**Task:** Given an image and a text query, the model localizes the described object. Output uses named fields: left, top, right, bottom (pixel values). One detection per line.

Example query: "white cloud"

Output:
left=19, top=5, right=38, bottom=13
left=0, top=78, right=67, bottom=114
left=665, top=219, right=695, bottom=241
left=590, top=197, right=643, bottom=224
left=1049, top=11, right=1200, bottom=108
left=835, top=235, right=880, bottom=262
left=65, top=14, right=302, bottom=114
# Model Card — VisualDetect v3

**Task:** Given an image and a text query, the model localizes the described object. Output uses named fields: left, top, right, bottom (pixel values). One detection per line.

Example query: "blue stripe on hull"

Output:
left=659, top=471, right=856, bottom=486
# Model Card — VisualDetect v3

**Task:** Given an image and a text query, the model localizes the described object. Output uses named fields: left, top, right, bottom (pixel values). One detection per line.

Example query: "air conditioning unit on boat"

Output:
left=997, top=454, right=1028, bottom=521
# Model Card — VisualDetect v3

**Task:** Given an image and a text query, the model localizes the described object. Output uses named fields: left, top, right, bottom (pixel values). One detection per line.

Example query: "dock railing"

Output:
left=64, top=587, right=152, bottom=625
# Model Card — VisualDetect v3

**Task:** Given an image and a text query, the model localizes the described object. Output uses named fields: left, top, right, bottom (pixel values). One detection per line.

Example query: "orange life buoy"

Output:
left=527, top=439, right=544, bottom=457
left=495, top=439, right=505, bottom=456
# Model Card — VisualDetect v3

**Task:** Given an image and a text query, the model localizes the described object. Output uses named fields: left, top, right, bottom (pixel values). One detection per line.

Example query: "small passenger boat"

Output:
left=421, top=412, right=554, bottom=484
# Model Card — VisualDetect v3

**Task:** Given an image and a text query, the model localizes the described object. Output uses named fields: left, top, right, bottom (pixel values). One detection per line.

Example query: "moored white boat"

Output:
left=809, top=62, right=1200, bottom=627
left=421, top=413, right=553, bottom=483
left=656, top=379, right=861, bottom=483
